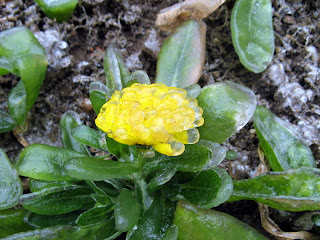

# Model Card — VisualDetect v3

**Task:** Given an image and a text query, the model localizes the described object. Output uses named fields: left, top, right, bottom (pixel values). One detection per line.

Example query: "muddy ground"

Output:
left=1, top=0, right=319, bottom=238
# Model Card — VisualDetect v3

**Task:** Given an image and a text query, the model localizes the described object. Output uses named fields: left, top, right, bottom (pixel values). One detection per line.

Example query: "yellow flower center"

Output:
left=95, top=83, right=204, bottom=156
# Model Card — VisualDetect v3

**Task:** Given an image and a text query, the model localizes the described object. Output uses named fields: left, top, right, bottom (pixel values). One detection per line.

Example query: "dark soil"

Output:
left=1, top=0, right=319, bottom=239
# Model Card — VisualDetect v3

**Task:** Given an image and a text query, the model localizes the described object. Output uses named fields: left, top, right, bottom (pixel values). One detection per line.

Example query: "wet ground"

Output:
left=1, top=0, right=319, bottom=238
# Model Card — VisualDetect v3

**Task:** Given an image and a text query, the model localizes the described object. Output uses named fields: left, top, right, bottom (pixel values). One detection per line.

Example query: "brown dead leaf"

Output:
left=156, top=0, right=226, bottom=32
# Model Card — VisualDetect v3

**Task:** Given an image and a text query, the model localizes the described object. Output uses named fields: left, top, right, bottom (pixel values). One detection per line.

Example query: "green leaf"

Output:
left=147, top=169, right=177, bottom=193
left=229, top=167, right=320, bottom=211
left=76, top=206, right=111, bottom=226
left=85, top=180, right=112, bottom=205
left=197, top=81, right=257, bottom=143
left=106, top=136, right=133, bottom=162
left=312, top=214, right=320, bottom=234
left=114, top=189, right=140, bottom=232
left=34, top=0, right=78, bottom=22
left=72, top=125, right=107, bottom=151
left=60, top=111, right=90, bottom=155
left=184, top=84, right=201, bottom=99
left=135, top=179, right=153, bottom=213
left=155, top=20, right=206, bottom=88
left=231, top=0, right=274, bottom=73
left=127, top=193, right=175, bottom=240
left=144, top=140, right=226, bottom=172
left=1, top=217, right=117, bottom=240
left=126, top=70, right=151, bottom=86
left=104, top=44, right=130, bottom=92
left=29, top=179, right=76, bottom=192
left=16, top=144, right=87, bottom=181
left=179, top=168, right=233, bottom=209
left=25, top=211, right=80, bottom=229
left=0, top=148, right=22, bottom=210
left=253, top=106, right=316, bottom=171
left=0, top=209, right=32, bottom=238
left=64, top=157, right=139, bottom=180
left=0, top=27, right=47, bottom=125
left=162, top=224, right=178, bottom=240
left=89, top=82, right=110, bottom=114
left=8, top=80, right=27, bottom=126
left=20, top=185, right=95, bottom=215
left=0, top=111, right=16, bottom=133
left=174, top=201, right=268, bottom=240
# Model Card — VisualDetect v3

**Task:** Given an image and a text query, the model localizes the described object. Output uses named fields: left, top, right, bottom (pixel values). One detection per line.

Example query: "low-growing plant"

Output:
left=0, top=17, right=319, bottom=239
left=0, top=27, right=47, bottom=133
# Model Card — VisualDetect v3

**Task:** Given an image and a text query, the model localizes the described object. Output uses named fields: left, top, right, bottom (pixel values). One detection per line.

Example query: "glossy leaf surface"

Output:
left=155, top=20, right=206, bottom=88
left=104, top=45, right=130, bottom=92
left=0, top=111, right=16, bottom=133
left=64, top=157, right=139, bottom=180
left=147, top=169, right=177, bottom=193
left=180, top=168, right=233, bottom=209
left=174, top=201, right=268, bottom=240
left=34, top=0, right=78, bottom=22
left=126, top=70, right=151, bottom=86
left=25, top=211, right=80, bottom=229
left=197, top=82, right=257, bottom=143
left=29, top=179, right=76, bottom=192
left=72, top=125, right=107, bottom=151
left=114, top=189, right=140, bottom=232
left=0, top=148, right=22, bottom=210
left=60, top=111, right=89, bottom=155
left=144, top=140, right=226, bottom=172
left=127, top=193, right=175, bottom=240
left=76, top=206, right=110, bottom=226
left=230, top=167, right=320, bottom=211
left=0, top=26, right=47, bottom=125
left=20, top=185, right=95, bottom=215
left=0, top=209, right=32, bottom=238
left=231, top=0, right=274, bottom=73
left=253, top=106, right=316, bottom=171
left=1, top=217, right=117, bottom=240
left=89, top=82, right=110, bottom=115
left=16, top=144, right=87, bottom=181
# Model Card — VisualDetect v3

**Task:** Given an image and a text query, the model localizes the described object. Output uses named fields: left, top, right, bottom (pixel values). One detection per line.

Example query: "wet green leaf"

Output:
left=34, top=0, right=78, bottom=22
left=0, top=26, right=47, bottom=125
left=20, top=185, right=95, bottom=215
left=104, top=45, right=130, bottom=92
left=0, top=148, right=22, bottom=210
left=174, top=201, right=268, bottom=240
left=126, top=70, right=151, bottom=86
left=114, top=189, right=140, bottom=232
left=180, top=168, right=233, bottom=209
left=229, top=167, right=320, bottom=211
left=197, top=81, right=257, bottom=143
left=127, top=193, right=175, bottom=240
left=0, top=209, right=32, bottom=238
left=25, top=211, right=80, bottom=229
left=231, top=0, right=274, bottom=73
left=16, top=144, right=87, bottom=181
left=0, top=111, right=16, bottom=133
left=60, top=111, right=89, bottom=155
left=89, top=82, right=111, bottom=114
left=29, top=179, right=76, bottom=192
left=162, top=224, right=178, bottom=240
left=76, top=206, right=111, bottom=226
left=135, top=179, right=153, bottom=213
left=1, top=217, right=117, bottom=240
left=253, top=106, right=316, bottom=171
left=106, top=137, right=132, bottom=162
left=147, top=169, right=177, bottom=193
left=72, top=125, right=107, bottom=151
left=155, top=20, right=206, bottom=88
left=64, top=157, right=139, bottom=181
left=144, top=140, right=226, bottom=172
left=184, top=84, right=201, bottom=99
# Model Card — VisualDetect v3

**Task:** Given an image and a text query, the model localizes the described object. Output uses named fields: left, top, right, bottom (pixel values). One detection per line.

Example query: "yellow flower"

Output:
left=95, top=83, right=204, bottom=156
